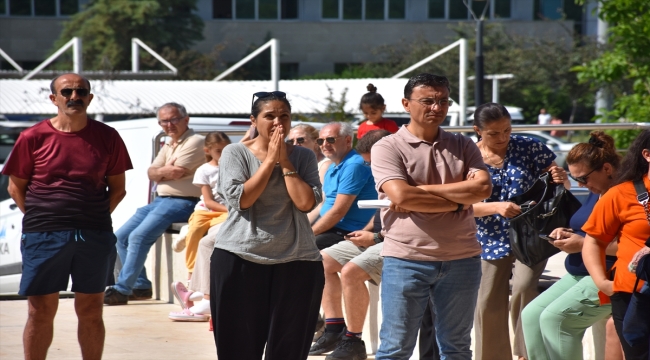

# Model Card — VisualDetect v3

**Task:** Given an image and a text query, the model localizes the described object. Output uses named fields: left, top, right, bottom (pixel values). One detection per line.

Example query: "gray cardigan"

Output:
left=214, top=143, right=323, bottom=264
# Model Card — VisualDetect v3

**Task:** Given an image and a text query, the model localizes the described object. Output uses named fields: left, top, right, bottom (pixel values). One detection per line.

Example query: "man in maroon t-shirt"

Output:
left=2, top=73, right=133, bottom=359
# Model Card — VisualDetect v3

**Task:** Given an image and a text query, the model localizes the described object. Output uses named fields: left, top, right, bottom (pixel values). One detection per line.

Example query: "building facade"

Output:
left=0, top=0, right=599, bottom=76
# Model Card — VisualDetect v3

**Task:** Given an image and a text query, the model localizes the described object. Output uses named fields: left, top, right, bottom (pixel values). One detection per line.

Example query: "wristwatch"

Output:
left=373, top=232, right=384, bottom=244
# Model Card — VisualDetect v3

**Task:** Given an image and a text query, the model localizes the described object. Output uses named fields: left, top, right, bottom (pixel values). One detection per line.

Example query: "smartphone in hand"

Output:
left=540, top=234, right=556, bottom=242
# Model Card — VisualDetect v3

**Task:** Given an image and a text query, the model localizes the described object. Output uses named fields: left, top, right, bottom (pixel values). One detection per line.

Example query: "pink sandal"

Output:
left=168, top=308, right=209, bottom=322
left=170, top=282, right=194, bottom=310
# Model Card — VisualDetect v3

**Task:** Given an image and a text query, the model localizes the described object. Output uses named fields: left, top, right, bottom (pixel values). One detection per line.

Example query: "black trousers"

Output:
left=610, top=291, right=650, bottom=360
left=210, top=248, right=325, bottom=360
left=419, top=299, right=441, bottom=360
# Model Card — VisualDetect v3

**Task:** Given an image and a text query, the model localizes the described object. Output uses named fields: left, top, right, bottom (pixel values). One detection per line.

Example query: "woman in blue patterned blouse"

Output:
left=470, top=103, right=570, bottom=360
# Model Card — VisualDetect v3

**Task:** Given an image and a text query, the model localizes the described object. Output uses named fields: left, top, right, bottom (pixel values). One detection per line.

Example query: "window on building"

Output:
left=236, top=0, right=254, bottom=18
left=280, top=0, right=297, bottom=18
left=259, top=0, right=277, bottom=19
left=449, top=0, right=467, bottom=19
left=324, top=0, right=405, bottom=20
left=7, top=0, right=78, bottom=16
left=388, top=0, right=405, bottom=19
left=9, top=0, right=31, bottom=15
left=431, top=0, right=510, bottom=20
left=428, top=0, right=444, bottom=18
left=60, top=0, right=78, bottom=15
left=35, top=0, right=56, bottom=16
left=494, top=0, right=509, bottom=18
left=366, top=0, right=383, bottom=20
left=213, top=0, right=233, bottom=18
left=343, top=0, right=362, bottom=19
left=534, top=0, right=583, bottom=33
left=213, top=0, right=298, bottom=19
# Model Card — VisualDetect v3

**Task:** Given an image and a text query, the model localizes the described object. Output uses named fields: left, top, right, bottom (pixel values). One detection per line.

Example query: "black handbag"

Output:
left=507, top=172, right=583, bottom=267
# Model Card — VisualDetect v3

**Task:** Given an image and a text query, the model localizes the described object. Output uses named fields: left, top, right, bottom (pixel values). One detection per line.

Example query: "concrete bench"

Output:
left=147, top=222, right=188, bottom=305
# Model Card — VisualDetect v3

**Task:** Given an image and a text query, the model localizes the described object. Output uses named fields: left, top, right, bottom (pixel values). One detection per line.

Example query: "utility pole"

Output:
left=464, top=0, right=490, bottom=107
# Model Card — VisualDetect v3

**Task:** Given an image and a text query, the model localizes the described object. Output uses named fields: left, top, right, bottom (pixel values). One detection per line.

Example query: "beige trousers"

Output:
left=474, top=255, right=547, bottom=360
left=189, top=223, right=222, bottom=296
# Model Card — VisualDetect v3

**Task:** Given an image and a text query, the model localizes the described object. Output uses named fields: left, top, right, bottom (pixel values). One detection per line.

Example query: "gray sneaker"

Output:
left=326, top=337, right=367, bottom=360
left=309, top=327, right=346, bottom=355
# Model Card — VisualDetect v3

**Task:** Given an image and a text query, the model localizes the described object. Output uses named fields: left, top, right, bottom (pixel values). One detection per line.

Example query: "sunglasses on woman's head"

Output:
left=286, top=137, right=306, bottom=145
left=316, top=136, right=342, bottom=146
left=251, top=91, right=287, bottom=108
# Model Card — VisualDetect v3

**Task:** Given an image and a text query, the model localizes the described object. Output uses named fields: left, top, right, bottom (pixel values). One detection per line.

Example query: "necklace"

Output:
left=479, top=144, right=505, bottom=166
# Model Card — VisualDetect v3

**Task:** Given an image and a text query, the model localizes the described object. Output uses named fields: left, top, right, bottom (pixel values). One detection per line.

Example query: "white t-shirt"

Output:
left=538, top=113, right=551, bottom=125
left=192, top=162, right=226, bottom=211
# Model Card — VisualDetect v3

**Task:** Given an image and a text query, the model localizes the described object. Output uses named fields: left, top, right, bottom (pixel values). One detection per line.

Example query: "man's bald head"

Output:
left=50, top=73, right=91, bottom=94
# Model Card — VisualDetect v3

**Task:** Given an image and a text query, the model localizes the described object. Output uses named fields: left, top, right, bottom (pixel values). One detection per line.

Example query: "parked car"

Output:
left=0, top=120, right=38, bottom=163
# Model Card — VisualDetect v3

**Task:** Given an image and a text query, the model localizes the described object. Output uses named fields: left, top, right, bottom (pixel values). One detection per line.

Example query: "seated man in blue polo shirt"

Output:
left=311, top=122, right=377, bottom=251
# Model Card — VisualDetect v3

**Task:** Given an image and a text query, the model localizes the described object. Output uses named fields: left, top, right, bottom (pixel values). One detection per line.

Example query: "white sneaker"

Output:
left=172, top=225, right=189, bottom=252
left=189, top=299, right=211, bottom=315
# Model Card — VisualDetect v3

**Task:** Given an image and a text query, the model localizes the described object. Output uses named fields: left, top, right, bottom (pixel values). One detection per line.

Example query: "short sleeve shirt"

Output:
left=582, top=176, right=650, bottom=293
left=192, top=163, right=225, bottom=211
left=476, top=135, right=556, bottom=260
left=1, top=119, right=133, bottom=232
left=214, top=143, right=323, bottom=264
left=371, top=127, right=488, bottom=261
left=151, top=129, right=205, bottom=197
left=357, top=119, right=399, bottom=139
left=320, top=150, right=378, bottom=232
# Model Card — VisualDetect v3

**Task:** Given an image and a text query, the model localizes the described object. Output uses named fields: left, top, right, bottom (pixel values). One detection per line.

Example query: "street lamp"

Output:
left=464, top=0, right=490, bottom=106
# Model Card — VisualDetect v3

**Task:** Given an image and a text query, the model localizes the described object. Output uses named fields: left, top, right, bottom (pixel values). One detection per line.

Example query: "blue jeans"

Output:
left=376, top=256, right=482, bottom=360
left=114, top=196, right=196, bottom=295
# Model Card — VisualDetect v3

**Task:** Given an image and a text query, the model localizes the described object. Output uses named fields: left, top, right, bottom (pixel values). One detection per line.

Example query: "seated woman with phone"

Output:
left=521, top=131, right=621, bottom=360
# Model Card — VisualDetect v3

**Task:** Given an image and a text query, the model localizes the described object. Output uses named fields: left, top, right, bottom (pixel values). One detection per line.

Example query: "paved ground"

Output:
left=0, top=253, right=600, bottom=360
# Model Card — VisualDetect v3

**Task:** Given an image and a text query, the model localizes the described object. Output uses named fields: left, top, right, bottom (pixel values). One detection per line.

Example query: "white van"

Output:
left=0, top=116, right=276, bottom=295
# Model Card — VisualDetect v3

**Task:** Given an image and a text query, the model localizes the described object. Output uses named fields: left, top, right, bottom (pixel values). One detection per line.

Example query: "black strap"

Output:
left=633, top=179, right=650, bottom=226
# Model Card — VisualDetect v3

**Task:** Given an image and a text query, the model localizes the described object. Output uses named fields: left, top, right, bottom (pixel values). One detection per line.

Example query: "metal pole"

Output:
left=132, top=39, right=139, bottom=72
left=213, top=39, right=275, bottom=81
left=595, top=2, right=610, bottom=119
left=22, top=38, right=77, bottom=80
left=0, top=48, right=24, bottom=72
left=73, top=37, right=82, bottom=74
left=492, top=78, right=499, bottom=103
left=132, top=38, right=177, bottom=74
left=459, top=38, right=468, bottom=126
left=391, top=39, right=463, bottom=78
left=475, top=20, right=484, bottom=106
left=271, top=39, right=279, bottom=91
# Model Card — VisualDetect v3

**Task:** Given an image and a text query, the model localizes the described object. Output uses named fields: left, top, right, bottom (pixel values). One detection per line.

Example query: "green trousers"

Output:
left=521, top=274, right=612, bottom=360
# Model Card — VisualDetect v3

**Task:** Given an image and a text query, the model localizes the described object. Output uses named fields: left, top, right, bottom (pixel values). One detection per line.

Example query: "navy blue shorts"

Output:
left=19, top=229, right=117, bottom=296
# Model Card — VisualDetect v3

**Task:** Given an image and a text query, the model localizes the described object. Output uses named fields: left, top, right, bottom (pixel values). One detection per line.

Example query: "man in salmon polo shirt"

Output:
left=370, top=73, right=492, bottom=360
left=2, top=73, right=133, bottom=359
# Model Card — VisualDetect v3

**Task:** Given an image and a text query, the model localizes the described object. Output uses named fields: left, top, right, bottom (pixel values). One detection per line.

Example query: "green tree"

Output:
left=574, top=0, right=650, bottom=147
left=300, top=23, right=599, bottom=126
left=53, top=0, right=204, bottom=72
